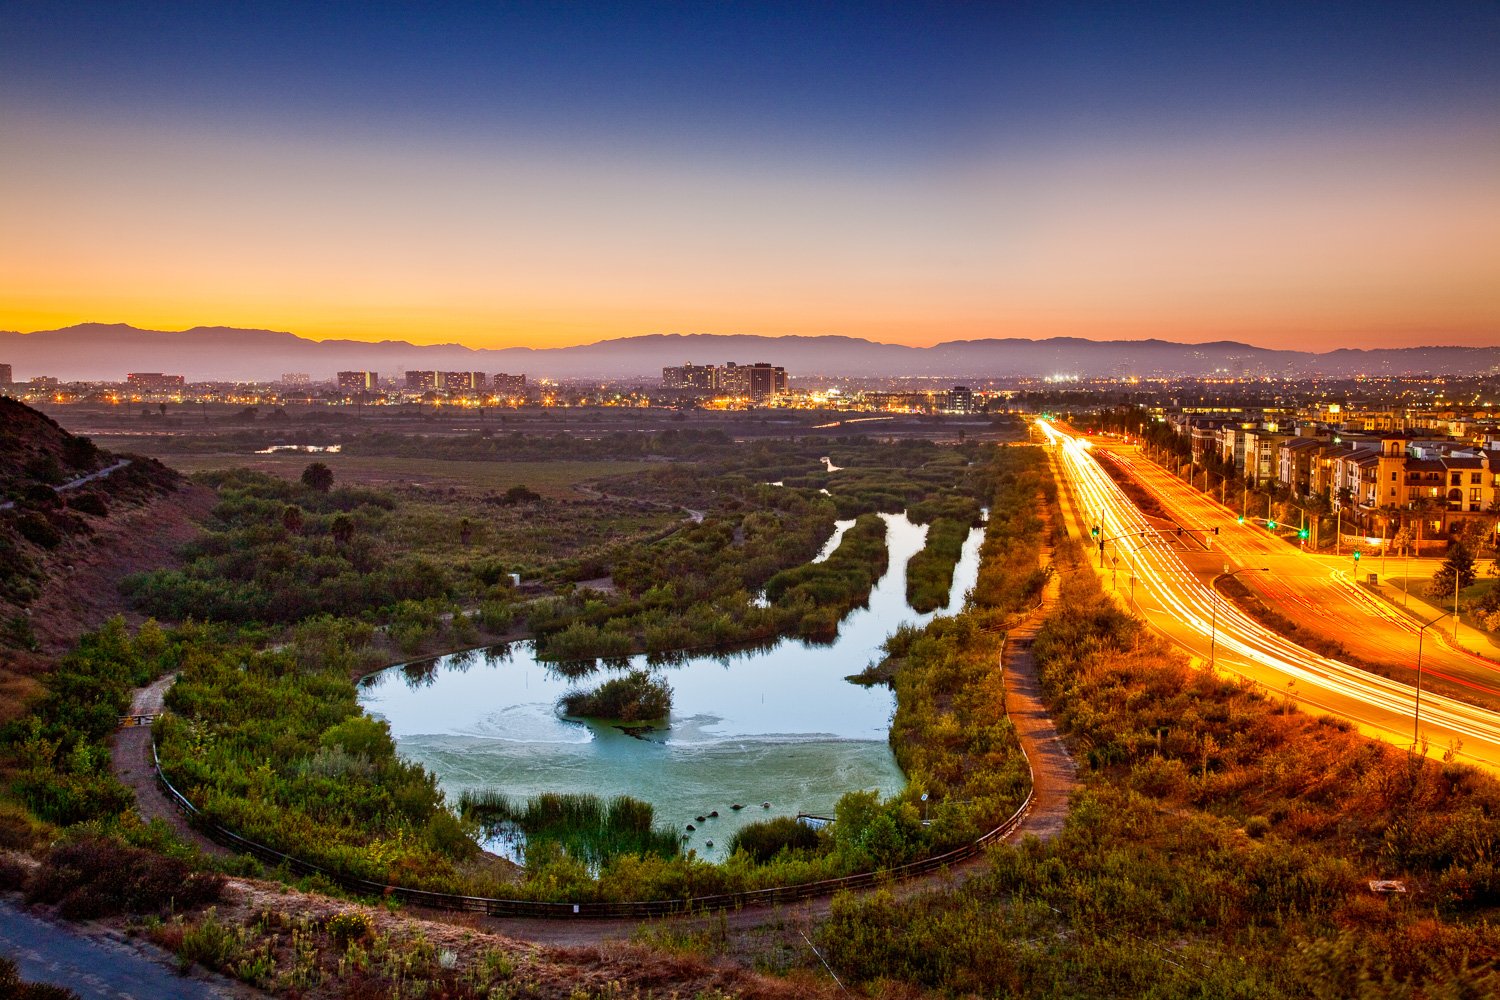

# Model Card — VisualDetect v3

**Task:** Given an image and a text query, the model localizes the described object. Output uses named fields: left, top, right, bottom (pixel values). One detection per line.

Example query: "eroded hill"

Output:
left=0, top=397, right=211, bottom=713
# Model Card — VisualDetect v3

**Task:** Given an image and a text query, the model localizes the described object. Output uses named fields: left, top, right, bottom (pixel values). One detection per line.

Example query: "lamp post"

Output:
left=1413, top=610, right=1456, bottom=748
left=1209, top=566, right=1271, bottom=670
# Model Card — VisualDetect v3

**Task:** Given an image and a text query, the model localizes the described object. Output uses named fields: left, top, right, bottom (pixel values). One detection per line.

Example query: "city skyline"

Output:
left=2, top=2, right=1498, bottom=351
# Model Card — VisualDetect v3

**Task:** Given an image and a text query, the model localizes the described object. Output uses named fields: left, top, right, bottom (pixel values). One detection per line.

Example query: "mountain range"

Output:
left=1, top=324, right=1497, bottom=382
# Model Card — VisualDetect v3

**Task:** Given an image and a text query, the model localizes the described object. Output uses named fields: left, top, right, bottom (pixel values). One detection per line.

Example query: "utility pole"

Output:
left=1413, top=610, right=1455, bottom=748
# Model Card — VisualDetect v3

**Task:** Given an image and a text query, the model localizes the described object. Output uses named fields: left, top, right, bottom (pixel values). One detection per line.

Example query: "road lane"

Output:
left=1100, top=443, right=1500, bottom=698
left=1040, top=420, right=1500, bottom=772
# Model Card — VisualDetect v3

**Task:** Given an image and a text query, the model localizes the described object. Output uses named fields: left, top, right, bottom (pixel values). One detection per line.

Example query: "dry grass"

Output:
left=146, top=875, right=844, bottom=999
left=99, top=447, right=655, bottom=498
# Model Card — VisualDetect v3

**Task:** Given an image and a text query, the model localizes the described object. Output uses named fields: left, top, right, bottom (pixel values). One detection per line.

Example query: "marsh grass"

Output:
left=460, top=790, right=682, bottom=866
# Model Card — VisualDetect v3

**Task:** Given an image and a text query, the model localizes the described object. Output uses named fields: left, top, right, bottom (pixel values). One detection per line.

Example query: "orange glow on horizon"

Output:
left=2, top=115, right=1496, bottom=352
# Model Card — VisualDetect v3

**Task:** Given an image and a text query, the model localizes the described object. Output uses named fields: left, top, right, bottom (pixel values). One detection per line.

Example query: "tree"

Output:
left=301, top=461, right=334, bottom=493
left=330, top=514, right=354, bottom=546
left=1431, top=542, right=1477, bottom=599
left=281, top=505, right=304, bottom=533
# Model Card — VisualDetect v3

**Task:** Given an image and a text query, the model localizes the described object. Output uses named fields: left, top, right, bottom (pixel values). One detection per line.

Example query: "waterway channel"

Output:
left=358, top=511, right=985, bottom=862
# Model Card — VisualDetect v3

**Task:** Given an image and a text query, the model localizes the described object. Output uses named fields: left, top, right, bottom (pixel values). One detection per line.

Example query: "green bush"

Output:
left=726, top=816, right=823, bottom=863
left=560, top=670, right=672, bottom=721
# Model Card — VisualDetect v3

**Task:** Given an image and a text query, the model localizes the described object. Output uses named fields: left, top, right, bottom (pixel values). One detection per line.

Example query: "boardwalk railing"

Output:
left=149, top=618, right=1041, bottom=919
left=153, top=702, right=1037, bottom=919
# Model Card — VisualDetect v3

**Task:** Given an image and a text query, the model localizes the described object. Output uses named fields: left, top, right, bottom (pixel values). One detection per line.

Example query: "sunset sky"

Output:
left=2, top=1, right=1497, bottom=351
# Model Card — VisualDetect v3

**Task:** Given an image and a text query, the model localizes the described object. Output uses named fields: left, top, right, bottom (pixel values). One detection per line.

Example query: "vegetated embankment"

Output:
left=814, top=540, right=1500, bottom=997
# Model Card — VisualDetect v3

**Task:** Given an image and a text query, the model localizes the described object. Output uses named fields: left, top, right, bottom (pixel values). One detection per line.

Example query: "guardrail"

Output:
left=150, top=629, right=1039, bottom=919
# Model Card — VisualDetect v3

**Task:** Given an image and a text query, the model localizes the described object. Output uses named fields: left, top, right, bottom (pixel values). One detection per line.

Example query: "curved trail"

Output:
left=109, top=672, right=232, bottom=860
left=470, top=572, right=1074, bottom=946
left=113, top=544, right=1076, bottom=950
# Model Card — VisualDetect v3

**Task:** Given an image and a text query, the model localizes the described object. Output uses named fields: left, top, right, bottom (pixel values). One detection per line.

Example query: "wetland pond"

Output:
left=359, top=511, right=984, bottom=862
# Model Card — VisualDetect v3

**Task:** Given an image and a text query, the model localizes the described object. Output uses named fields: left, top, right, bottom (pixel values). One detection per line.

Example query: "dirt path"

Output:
left=109, top=539, right=1078, bottom=951
left=1000, top=571, right=1075, bottom=841
left=472, top=569, right=1076, bottom=947
left=108, top=673, right=233, bottom=860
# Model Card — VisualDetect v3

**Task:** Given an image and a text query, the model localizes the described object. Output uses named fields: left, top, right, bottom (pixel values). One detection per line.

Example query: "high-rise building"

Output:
left=0, top=364, right=11, bottom=387
left=740, top=362, right=788, bottom=400
left=438, top=371, right=484, bottom=392
left=492, top=373, right=527, bottom=394
left=663, top=361, right=787, bottom=398
left=662, top=364, right=717, bottom=391
left=337, top=371, right=379, bottom=392
left=405, top=370, right=437, bottom=391
left=717, top=362, right=746, bottom=396
left=281, top=373, right=311, bottom=386
left=126, top=372, right=186, bottom=389
left=948, top=386, right=974, bottom=413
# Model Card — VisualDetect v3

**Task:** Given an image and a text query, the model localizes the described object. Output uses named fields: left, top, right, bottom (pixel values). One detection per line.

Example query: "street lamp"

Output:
left=1209, top=566, right=1271, bottom=669
left=1413, top=609, right=1455, bottom=748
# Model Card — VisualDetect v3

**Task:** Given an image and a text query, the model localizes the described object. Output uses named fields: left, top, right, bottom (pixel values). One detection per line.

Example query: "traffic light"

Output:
left=1267, top=520, right=1277, bottom=530
left=1298, top=528, right=1309, bottom=540
left=1091, top=525, right=1100, bottom=538
left=1213, top=526, right=1220, bottom=535
left=1353, top=550, right=1361, bottom=562
left=1236, top=515, right=1245, bottom=524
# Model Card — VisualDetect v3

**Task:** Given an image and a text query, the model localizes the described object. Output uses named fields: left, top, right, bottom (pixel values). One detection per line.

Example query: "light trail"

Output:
left=1037, top=419, right=1500, bottom=770
left=1104, top=439, right=1500, bottom=685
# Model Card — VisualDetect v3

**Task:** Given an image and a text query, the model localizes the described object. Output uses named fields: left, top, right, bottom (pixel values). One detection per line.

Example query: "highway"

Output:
left=1039, top=420, right=1500, bottom=772
left=1097, top=443, right=1500, bottom=706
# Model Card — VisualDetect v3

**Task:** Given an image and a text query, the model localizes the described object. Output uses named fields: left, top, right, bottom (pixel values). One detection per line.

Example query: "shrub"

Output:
left=66, top=492, right=107, bottom=517
left=25, top=838, right=225, bottom=918
left=326, top=910, right=375, bottom=945
left=727, top=816, right=823, bottom=863
left=560, top=670, right=672, bottom=721
left=15, top=513, right=61, bottom=549
left=0, top=958, right=82, bottom=1000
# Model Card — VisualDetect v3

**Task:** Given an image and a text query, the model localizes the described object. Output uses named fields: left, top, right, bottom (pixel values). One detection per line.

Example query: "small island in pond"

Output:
left=560, top=670, right=672, bottom=721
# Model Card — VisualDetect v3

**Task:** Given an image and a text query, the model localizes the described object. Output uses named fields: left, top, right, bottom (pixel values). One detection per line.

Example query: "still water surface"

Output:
left=359, top=511, right=984, bottom=861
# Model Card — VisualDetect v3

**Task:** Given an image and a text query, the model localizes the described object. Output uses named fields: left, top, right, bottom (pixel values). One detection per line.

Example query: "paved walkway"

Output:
left=0, top=460, right=133, bottom=511
left=0, top=898, right=252, bottom=999
left=1368, top=578, right=1500, bottom=661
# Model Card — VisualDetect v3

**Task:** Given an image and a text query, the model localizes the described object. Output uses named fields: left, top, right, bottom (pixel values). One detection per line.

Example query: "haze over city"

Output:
left=3, top=1, right=1497, bottom=353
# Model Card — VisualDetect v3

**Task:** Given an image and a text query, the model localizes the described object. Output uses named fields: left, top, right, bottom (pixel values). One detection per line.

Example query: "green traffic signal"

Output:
left=1236, top=516, right=1245, bottom=524
left=1353, top=550, right=1361, bottom=561
left=1298, top=528, right=1309, bottom=539
left=1267, top=520, right=1277, bottom=530
left=1091, top=525, right=1099, bottom=538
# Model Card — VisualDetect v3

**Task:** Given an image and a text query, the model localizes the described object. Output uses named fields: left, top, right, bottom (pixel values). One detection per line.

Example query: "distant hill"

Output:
left=1, top=323, right=1497, bottom=381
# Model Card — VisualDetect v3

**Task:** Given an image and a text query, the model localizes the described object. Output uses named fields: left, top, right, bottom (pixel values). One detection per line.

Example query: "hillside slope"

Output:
left=0, top=397, right=210, bottom=714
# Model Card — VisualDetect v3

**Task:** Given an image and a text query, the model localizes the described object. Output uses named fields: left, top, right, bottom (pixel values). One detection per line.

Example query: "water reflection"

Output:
left=360, top=510, right=985, bottom=861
